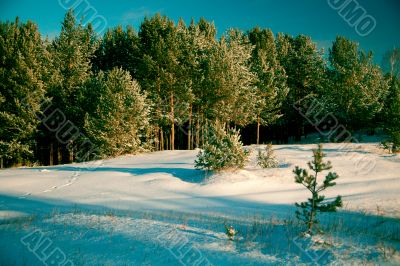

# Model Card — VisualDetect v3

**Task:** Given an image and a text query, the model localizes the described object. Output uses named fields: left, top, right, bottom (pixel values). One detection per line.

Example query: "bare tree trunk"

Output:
left=309, top=176, right=318, bottom=233
left=0, top=157, right=3, bottom=168
left=188, top=104, right=192, bottom=150
left=69, top=141, right=74, bottom=162
left=160, top=128, right=164, bottom=151
left=309, top=195, right=316, bottom=233
left=204, top=119, right=208, bottom=144
left=58, top=144, right=62, bottom=165
left=156, top=78, right=162, bottom=151
left=257, top=113, right=261, bottom=145
left=191, top=124, right=194, bottom=150
left=166, top=131, right=169, bottom=151
left=170, top=132, right=172, bottom=150
left=196, top=112, right=200, bottom=148
left=50, top=143, right=54, bottom=166
left=155, top=126, right=159, bottom=151
left=201, top=114, right=204, bottom=147
left=170, top=92, right=175, bottom=151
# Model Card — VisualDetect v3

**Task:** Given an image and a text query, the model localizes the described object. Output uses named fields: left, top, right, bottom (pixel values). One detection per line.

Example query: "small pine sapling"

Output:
left=195, top=123, right=249, bottom=171
left=293, top=144, right=342, bottom=234
left=257, top=143, right=279, bottom=168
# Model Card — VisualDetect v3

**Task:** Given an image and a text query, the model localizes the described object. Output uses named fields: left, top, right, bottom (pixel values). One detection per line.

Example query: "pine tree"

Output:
left=195, top=123, right=249, bottom=171
left=276, top=34, right=326, bottom=141
left=42, top=9, right=98, bottom=164
left=138, top=14, right=187, bottom=151
left=176, top=18, right=197, bottom=149
left=248, top=27, right=288, bottom=144
left=194, top=28, right=258, bottom=129
left=171, top=18, right=195, bottom=149
left=83, top=68, right=150, bottom=157
left=93, top=25, right=141, bottom=77
left=326, top=36, right=389, bottom=131
left=221, top=29, right=258, bottom=126
left=48, top=9, right=97, bottom=123
left=0, top=18, right=46, bottom=166
left=381, top=77, right=400, bottom=153
left=189, top=18, right=218, bottom=149
left=381, top=49, right=400, bottom=153
left=294, top=144, right=342, bottom=233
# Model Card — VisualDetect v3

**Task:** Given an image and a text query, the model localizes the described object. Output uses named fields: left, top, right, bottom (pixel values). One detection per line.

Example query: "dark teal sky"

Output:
left=1, top=0, right=399, bottom=64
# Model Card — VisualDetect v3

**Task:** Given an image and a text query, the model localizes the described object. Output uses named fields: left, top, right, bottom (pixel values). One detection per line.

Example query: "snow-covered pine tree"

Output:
left=248, top=27, right=288, bottom=145
left=43, top=9, right=98, bottom=164
left=0, top=18, right=46, bottom=166
left=188, top=18, right=217, bottom=149
left=276, top=33, right=326, bottom=141
left=326, top=36, right=389, bottom=131
left=294, top=144, right=342, bottom=234
left=195, top=122, right=249, bottom=171
left=221, top=29, right=258, bottom=127
left=83, top=68, right=150, bottom=157
left=93, top=25, right=141, bottom=76
left=138, top=14, right=188, bottom=151
left=382, top=77, right=400, bottom=153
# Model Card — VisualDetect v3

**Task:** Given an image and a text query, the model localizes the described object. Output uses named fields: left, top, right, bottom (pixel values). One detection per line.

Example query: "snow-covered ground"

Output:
left=0, top=143, right=399, bottom=265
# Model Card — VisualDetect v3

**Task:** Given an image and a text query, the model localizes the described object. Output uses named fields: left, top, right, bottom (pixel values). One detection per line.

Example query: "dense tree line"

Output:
left=0, top=10, right=398, bottom=167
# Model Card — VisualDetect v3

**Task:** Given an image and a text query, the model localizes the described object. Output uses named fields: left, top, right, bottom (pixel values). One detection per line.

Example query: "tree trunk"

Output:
left=57, top=144, right=62, bottom=165
left=257, top=113, right=261, bottom=145
left=160, top=128, right=164, bottom=151
left=309, top=196, right=316, bottom=233
left=188, top=104, right=192, bottom=150
left=205, top=119, right=209, bottom=144
left=156, top=127, right=160, bottom=151
left=166, top=131, right=169, bottom=151
left=191, top=125, right=194, bottom=150
left=170, top=92, right=175, bottom=151
left=170, top=132, right=172, bottom=150
left=69, top=141, right=74, bottom=162
left=50, top=143, right=54, bottom=166
left=201, top=114, right=204, bottom=147
left=309, top=179, right=318, bottom=233
left=0, top=157, right=3, bottom=169
left=196, top=112, right=200, bottom=148
left=308, top=212, right=314, bottom=233
left=156, top=78, right=162, bottom=151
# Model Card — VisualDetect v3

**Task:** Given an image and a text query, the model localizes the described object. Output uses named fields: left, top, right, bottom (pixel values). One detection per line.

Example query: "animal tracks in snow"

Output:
left=18, top=160, right=105, bottom=199
left=18, top=170, right=81, bottom=199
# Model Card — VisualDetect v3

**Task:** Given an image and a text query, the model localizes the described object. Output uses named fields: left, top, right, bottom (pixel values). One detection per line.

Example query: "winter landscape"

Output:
left=1, top=1, right=400, bottom=265
left=1, top=141, right=400, bottom=265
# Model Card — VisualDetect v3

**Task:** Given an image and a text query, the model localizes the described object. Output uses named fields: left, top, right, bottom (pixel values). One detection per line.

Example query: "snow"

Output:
left=0, top=143, right=399, bottom=265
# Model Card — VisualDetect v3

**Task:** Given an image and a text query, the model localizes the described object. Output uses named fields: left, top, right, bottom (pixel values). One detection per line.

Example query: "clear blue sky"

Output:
left=1, top=0, right=399, bottom=64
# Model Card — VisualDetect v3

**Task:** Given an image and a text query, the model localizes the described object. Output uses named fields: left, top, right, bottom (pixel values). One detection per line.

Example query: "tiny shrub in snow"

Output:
left=294, top=144, right=343, bottom=234
left=224, top=224, right=236, bottom=241
left=257, top=144, right=278, bottom=168
left=195, top=123, right=249, bottom=171
left=381, top=131, right=400, bottom=153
